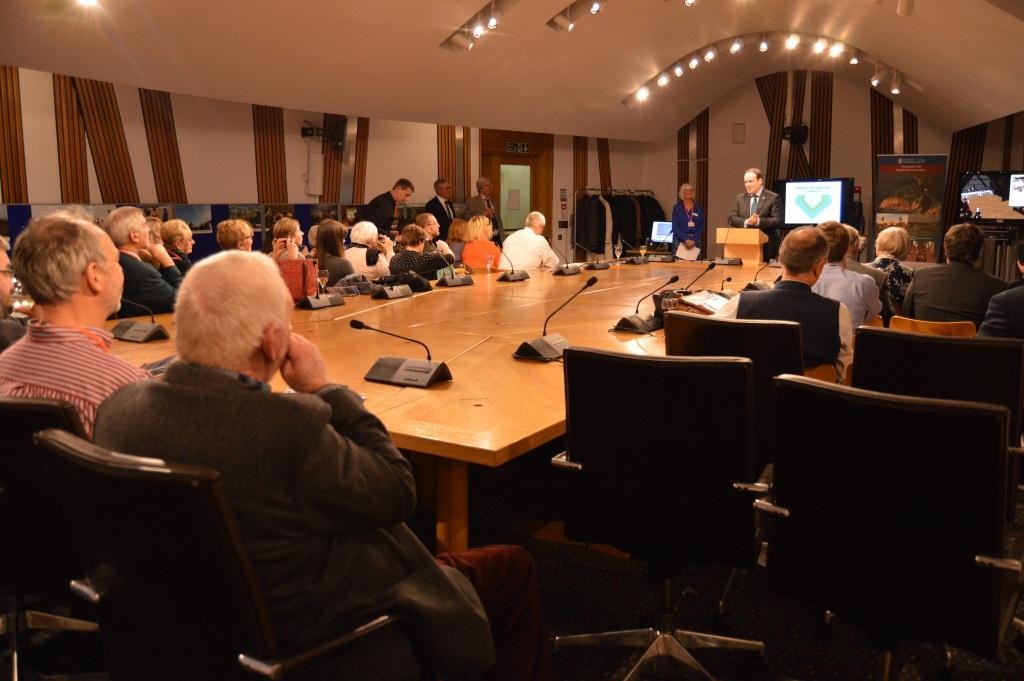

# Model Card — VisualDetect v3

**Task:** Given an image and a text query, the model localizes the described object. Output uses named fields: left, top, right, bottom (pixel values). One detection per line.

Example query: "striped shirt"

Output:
left=0, top=321, right=150, bottom=438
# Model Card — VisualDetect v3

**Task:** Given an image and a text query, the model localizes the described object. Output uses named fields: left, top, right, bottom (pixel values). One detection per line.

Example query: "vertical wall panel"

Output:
left=902, top=109, right=919, bottom=154
left=694, top=108, right=709, bottom=253
left=0, top=65, right=29, bottom=203
left=139, top=89, right=186, bottom=203
left=755, top=72, right=787, bottom=187
left=787, top=71, right=812, bottom=179
left=677, top=123, right=690, bottom=188
left=869, top=88, right=895, bottom=230
left=319, top=114, right=346, bottom=203
left=809, top=71, right=833, bottom=178
left=71, top=77, right=139, bottom=203
left=351, top=116, right=370, bottom=203
left=437, top=124, right=456, bottom=195
left=1002, top=115, right=1015, bottom=170
left=596, top=138, right=611, bottom=189
left=53, top=74, right=89, bottom=203
left=572, top=136, right=587, bottom=195
left=461, top=125, right=472, bottom=204
left=940, top=123, right=987, bottom=258
left=252, top=104, right=287, bottom=204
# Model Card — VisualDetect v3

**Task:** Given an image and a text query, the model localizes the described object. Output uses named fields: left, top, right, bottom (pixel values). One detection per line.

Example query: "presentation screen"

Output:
left=782, top=179, right=845, bottom=225
left=650, top=221, right=673, bottom=243
left=958, top=170, right=1024, bottom=222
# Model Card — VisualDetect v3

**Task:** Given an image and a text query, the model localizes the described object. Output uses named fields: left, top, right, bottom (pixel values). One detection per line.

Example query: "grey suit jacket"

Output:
left=846, top=256, right=893, bottom=320
left=903, top=261, right=1006, bottom=328
left=94, top=362, right=493, bottom=677
left=727, top=189, right=782, bottom=229
left=466, top=193, right=503, bottom=237
left=979, top=279, right=1024, bottom=339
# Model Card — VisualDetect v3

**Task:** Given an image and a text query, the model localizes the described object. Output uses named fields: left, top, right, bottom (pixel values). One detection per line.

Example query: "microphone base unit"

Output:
left=370, top=284, right=414, bottom=299
left=364, top=357, right=452, bottom=388
left=111, top=321, right=170, bottom=343
left=497, top=270, right=530, bottom=282
left=743, top=281, right=772, bottom=291
left=613, top=314, right=661, bottom=334
left=655, top=255, right=675, bottom=263
left=713, top=257, right=743, bottom=266
left=437, top=274, right=475, bottom=287
left=768, top=259, right=782, bottom=268
left=513, top=333, right=570, bottom=361
left=298, top=293, right=346, bottom=309
left=584, top=261, right=610, bottom=270
left=624, top=256, right=649, bottom=265
left=553, top=265, right=582, bottom=276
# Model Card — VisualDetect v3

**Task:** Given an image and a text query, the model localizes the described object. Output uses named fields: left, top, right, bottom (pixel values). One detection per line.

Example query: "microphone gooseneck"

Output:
left=349, top=319, right=433, bottom=361
left=634, top=275, right=680, bottom=314
left=501, top=249, right=517, bottom=274
left=543, top=276, right=598, bottom=336
left=119, top=298, right=156, bottom=323
left=753, top=262, right=770, bottom=281
left=720, top=276, right=733, bottom=291
left=681, top=261, right=716, bottom=291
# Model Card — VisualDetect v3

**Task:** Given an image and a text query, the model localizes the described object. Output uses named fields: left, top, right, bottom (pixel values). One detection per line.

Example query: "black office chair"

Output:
left=0, top=397, right=97, bottom=681
left=551, top=348, right=764, bottom=680
left=852, top=326, right=1024, bottom=516
left=759, top=375, right=1024, bottom=678
left=33, top=428, right=431, bottom=681
left=664, top=311, right=805, bottom=476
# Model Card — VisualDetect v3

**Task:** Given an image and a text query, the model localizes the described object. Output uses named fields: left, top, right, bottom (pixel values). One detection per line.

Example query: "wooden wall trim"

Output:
left=139, top=89, right=186, bottom=203
left=352, top=117, right=370, bottom=204
left=940, top=123, right=988, bottom=258
left=572, top=136, right=587, bottom=197
left=786, top=71, right=812, bottom=179
left=869, top=88, right=895, bottom=230
left=437, top=125, right=456, bottom=195
left=320, top=114, right=346, bottom=203
left=809, top=71, right=833, bottom=178
left=252, top=104, right=287, bottom=204
left=902, top=109, right=919, bottom=154
left=1002, top=115, right=1015, bottom=171
left=461, top=126, right=472, bottom=205
left=677, top=123, right=690, bottom=188
left=0, top=66, right=29, bottom=203
left=72, top=77, right=139, bottom=203
left=755, top=72, right=787, bottom=187
left=53, top=74, right=89, bottom=203
left=694, top=108, right=709, bottom=253
left=596, top=138, right=611, bottom=189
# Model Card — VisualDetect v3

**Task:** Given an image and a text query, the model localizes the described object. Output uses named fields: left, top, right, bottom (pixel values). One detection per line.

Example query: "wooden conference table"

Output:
left=108, top=259, right=767, bottom=551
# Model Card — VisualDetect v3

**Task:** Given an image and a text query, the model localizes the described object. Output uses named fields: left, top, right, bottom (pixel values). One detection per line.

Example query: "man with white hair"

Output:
left=0, top=235, right=27, bottom=352
left=500, top=212, right=559, bottom=270
left=0, top=212, right=148, bottom=436
left=94, top=251, right=552, bottom=681
left=102, top=206, right=182, bottom=317
left=467, top=177, right=503, bottom=244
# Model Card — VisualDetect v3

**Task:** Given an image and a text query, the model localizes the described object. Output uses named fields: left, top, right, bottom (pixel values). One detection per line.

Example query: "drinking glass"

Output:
left=661, top=295, right=678, bottom=311
left=485, top=255, right=494, bottom=273
left=638, top=242, right=648, bottom=258
left=317, top=269, right=329, bottom=295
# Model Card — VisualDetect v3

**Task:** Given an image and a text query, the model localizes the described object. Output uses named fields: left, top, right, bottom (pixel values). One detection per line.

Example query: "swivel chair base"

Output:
left=554, top=615, right=764, bottom=681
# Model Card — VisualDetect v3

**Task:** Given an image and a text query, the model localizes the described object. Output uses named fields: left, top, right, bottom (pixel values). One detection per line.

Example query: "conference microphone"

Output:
left=573, top=241, right=610, bottom=270
left=720, top=276, right=733, bottom=291
left=676, top=261, right=716, bottom=294
left=614, top=275, right=680, bottom=334
left=497, top=249, right=530, bottom=281
left=514, top=276, right=598, bottom=361
left=753, top=262, right=770, bottom=281
left=743, top=262, right=773, bottom=291
left=349, top=319, right=451, bottom=388
left=111, top=299, right=169, bottom=343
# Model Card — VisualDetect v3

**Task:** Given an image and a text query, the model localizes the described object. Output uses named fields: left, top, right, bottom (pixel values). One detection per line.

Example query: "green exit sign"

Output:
left=506, top=142, right=530, bottom=153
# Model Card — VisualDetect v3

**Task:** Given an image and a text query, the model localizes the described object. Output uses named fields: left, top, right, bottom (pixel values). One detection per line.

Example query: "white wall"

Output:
left=173, top=94, right=258, bottom=203
left=114, top=84, right=157, bottom=203
left=282, top=109, right=324, bottom=202
left=364, top=118, right=437, bottom=205
left=19, top=68, right=60, bottom=204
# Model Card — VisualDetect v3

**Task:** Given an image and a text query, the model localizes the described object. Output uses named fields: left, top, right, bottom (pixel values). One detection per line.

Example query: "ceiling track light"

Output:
left=450, top=30, right=475, bottom=51
left=673, top=64, right=684, bottom=77
left=688, top=55, right=700, bottom=69
left=472, top=15, right=485, bottom=39
left=657, top=73, right=670, bottom=87
left=729, top=39, right=742, bottom=54
left=759, top=36, right=769, bottom=52
left=812, top=38, right=827, bottom=54
left=785, top=34, right=800, bottom=50
left=829, top=41, right=845, bottom=58
left=848, top=49, right=860, bottom=65
left=703, top=47, right=716, bottom=61
left=870, top=62, right=883, bottom=87
left=590, top=1, right=601, bottom=15
left=76, top=0, right=99, bottom=6
left=635, top=86, right=650, bottom=102
left=889, top=72, right=902, bottom=95
left=684, top=0, right=697, bottom=6
left=487, top=2, right=500, bottom=31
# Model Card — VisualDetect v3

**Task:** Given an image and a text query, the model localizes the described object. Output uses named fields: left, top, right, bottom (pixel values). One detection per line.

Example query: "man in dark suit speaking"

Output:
left=727, top=167, right=783, bottom=261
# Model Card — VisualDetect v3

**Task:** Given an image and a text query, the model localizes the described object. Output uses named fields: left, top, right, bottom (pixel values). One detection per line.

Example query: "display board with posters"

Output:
left=874, top=154, right=947, bottom=262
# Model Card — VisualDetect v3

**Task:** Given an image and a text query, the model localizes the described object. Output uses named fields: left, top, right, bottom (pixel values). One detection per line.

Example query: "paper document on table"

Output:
left=676, top=244, right=700, bottom=261
left=676, top=289, right=732, bottom=315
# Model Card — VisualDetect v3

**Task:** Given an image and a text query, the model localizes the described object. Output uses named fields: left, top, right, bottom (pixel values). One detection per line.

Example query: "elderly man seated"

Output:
left=102, top=206, right=181, bottom=317
left=94, top=251, right=552, bottom=681
left=500, top=212, right=560, bottom=270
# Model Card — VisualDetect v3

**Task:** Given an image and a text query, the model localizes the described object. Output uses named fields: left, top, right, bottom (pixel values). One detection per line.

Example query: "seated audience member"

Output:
left=314, top=219, right=354, bottom=285
left=843, top=224, right=891, bottom=321
left=447, top=218, right=471, bottom=263
left=0, top=236, right=27, bottom=352
left=715, top=227, right=852, bottom=379
left=215, top=218, right=254, bottom=251
left=270, top=217, right=307, bottom=261
left=414, top=212, right=454, bottom=258
left=903, top=223, right=1005, bottom=327
left=869, top=225, right=915, bottom=311
left=93, top=251, right=552, bottom=681
left=0, top=211, right=148, bottom=437
left=307, top=223, right=319, bottom=257
left=389, top=224, right=455, bottom=279
left=500, top=212, right=559, bottom=270
left=461, top=216, right=503, bottom=270
left=345, top=221, right=393, bottom=279
left=979, top=240, right=1024, bottom=339
left=811, top=221, right=881, bottom=324
left=161, top=219, right=195, bottom=276
left=103, top=206, right=182, bottom=317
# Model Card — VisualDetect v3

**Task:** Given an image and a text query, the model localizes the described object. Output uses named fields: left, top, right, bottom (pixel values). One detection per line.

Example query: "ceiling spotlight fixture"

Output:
left=472, top=16, right=486, bottom=39
left=590, top=2, right=601, bottom=15
left=657, top=73, right=670, bottom=87
left=688, top=55, right=700, bottom=69
left=636, top=86, right=650, bottom=102
left=684, top=0, right=697, bottom=6
left=889, top=72, right=902, bottom=95
left=703, top=47, right=716, bottom=62
left=550, top=9, right=574, bottom=32
left=813, top=38, right=827, bottom=54
left=729, top=38, right=742, bottom=54
left=829, top=42, right=845, bottom=58
left=487, top=3, right=500, bottom=31
left=848, top=50, right=860, bottom=65
left=870, top=63, right=882, bottom=87
left=785, top=34, right=800, bottom=50
left=450, top=30, right=475, bottom=51
left=759, top=36, right=769, bottom=52
left=673, top=64, right=685, bottom=77
left=567, top=6, right=574, bottom=31
left=77, top=0, right=99, bottom=6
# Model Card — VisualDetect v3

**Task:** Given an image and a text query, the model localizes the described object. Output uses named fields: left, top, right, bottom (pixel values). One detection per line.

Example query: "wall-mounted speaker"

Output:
left=782, top=123, right=808, bottom=145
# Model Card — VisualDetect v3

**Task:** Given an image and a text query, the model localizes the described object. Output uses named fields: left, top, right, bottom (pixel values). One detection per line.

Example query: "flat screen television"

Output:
left=772, top=177, right=855, bottom=227
left=957, top=170, right=1024, bottom=223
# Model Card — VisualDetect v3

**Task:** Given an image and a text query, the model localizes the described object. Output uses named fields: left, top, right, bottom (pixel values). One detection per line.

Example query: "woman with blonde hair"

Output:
left=161, top=218, right=195, bottom=275
left=460, top=216, right=502, bottom=270
left=446, top=218, right=470, bottom=263
left=216, top=219, right=254, bottom=251
left=869, top=226, right=914, bottom=311
left=270, top=217, right=307, bottom=261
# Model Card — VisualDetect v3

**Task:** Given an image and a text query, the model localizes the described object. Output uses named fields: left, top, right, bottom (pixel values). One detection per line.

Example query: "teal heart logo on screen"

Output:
left=795, top=194, right=832, bottom=218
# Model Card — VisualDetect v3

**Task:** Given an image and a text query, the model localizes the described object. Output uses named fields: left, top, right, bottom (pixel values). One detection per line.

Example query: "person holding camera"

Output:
left=345, top=221, right=394, bottom=278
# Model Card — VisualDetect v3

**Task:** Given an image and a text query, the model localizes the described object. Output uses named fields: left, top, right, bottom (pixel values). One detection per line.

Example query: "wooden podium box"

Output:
left=716, top=227, right=767, bottom=265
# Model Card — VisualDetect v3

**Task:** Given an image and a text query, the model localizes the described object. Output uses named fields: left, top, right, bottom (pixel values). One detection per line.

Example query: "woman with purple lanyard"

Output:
left=671, top=183, right=705, bottom=258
